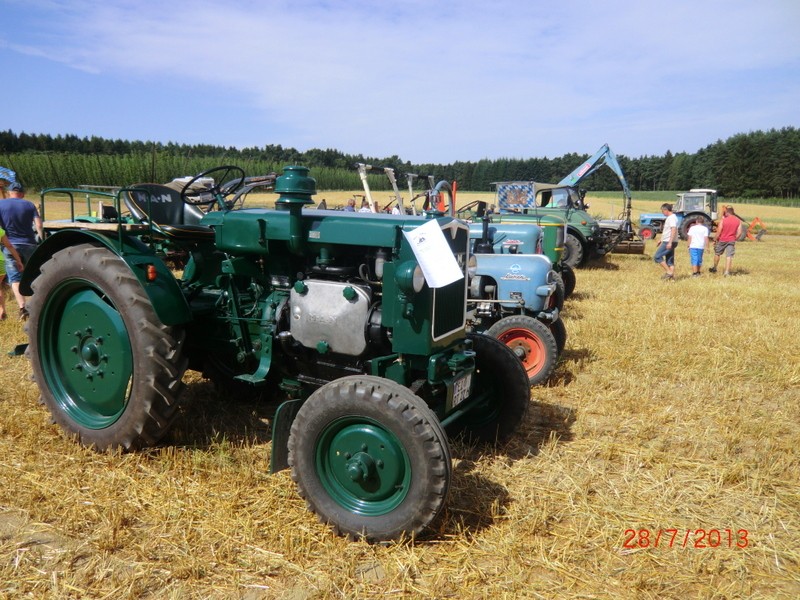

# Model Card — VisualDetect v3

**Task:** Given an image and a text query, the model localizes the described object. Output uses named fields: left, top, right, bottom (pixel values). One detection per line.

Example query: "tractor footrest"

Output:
left=7, top=343, right=28, bottom=357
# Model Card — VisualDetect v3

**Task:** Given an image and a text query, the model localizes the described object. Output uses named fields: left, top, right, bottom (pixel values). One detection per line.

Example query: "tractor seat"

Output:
left=124, top=183, right=215, bottom=241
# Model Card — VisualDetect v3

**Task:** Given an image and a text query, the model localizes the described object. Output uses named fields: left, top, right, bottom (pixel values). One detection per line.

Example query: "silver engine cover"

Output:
left=289, top=280, right=372, bottom=356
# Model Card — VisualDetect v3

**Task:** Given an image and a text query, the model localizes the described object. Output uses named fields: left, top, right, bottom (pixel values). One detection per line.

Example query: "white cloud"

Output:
left=3, top=0, right=799, bottom=161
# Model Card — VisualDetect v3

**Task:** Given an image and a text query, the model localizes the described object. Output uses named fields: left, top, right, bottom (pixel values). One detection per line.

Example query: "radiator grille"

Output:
left=432, top=220, right=469, bottom=340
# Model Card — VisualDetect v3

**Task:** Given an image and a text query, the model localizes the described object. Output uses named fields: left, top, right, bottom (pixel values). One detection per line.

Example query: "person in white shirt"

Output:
left=686, top=218, right=710, bottom=277
left=653, top=203, right=678, bottom=280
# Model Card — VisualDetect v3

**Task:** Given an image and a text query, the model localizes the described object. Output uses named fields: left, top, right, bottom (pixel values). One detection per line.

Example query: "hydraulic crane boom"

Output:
left=558, top=143, right=632, bottom=203
left=558, top=144, right=643, bottom=255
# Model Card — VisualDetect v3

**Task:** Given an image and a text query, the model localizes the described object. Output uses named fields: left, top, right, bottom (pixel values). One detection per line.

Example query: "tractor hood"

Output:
left=201, top=208, right=464, bottom=255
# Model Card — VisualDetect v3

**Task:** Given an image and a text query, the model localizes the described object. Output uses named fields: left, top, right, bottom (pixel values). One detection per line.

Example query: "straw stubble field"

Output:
left=0, top=198, right=798, bottom=599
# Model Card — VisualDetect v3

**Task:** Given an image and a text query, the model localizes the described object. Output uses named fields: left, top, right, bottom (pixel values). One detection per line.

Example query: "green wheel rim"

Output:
left=39, top=279, right=133, bottom=429
left=315, top=417, right=411, bottom=515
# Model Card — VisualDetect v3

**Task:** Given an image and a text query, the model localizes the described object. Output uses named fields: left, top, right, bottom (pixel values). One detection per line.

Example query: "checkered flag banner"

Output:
left=497, top=183, right=535, bottom=211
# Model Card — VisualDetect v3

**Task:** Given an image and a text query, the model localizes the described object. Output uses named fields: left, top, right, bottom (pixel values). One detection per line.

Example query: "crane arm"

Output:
left=558, top=144, right=632, bottom=203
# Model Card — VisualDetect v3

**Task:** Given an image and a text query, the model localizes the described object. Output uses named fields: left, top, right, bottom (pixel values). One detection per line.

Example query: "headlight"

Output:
left=395, top=261, right=425, bottom=293
left=467, top=254, right=478, bottom=278
left=412, top=265, right=425, bottom=292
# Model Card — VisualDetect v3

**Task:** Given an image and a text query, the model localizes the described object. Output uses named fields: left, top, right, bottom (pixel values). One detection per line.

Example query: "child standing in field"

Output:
left=0, top=227, right=25, bottom=320
left=686, top=218, right=710, bottom=277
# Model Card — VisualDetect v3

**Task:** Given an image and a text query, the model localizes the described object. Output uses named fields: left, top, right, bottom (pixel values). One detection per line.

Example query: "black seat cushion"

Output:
left=125, top=183, right=214, bottom=240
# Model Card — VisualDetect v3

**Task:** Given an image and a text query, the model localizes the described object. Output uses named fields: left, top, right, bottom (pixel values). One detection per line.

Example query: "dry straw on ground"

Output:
left=0, top=197, right=798, bottom=599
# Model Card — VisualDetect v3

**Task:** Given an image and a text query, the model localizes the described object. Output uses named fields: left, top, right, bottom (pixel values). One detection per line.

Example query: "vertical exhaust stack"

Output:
left=475, top=203, right=494, bottom=254
left=274, top=165, right=316, bottom=255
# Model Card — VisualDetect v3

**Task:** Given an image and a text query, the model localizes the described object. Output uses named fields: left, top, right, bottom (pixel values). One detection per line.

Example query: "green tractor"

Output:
left=493, top=181, right=607, bottom=269
left=21, top=165, right=532, bottom=543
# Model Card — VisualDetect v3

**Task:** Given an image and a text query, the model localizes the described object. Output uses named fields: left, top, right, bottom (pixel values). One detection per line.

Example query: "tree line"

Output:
left=1, top=127, right=798, bottom=200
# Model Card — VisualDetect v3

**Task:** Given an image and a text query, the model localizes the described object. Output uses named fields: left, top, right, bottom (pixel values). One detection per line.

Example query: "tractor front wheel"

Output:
left=562, top=233, right=584, bottom=268
left=27, top=244, right=187, bottom=451
left=287, top=375, right=451, bottom=542
left=560, top=264, right=576, bottom=298
left=486, top=315, right=558, bottom=386
left=639, top=226, right=656, bottom=240
left=548, top=317, right=568, bottom=355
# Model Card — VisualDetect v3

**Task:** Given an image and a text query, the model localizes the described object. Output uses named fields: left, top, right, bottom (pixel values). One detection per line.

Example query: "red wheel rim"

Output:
left=496, top=328, right=545, bottom=377
left=641, top=228, right=653, bottom=239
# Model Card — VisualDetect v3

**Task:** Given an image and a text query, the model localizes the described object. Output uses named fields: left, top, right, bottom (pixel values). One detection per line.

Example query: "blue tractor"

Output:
left=638, top=189, right=719, bottom=241
left=467, top=214, right=566, bottom=387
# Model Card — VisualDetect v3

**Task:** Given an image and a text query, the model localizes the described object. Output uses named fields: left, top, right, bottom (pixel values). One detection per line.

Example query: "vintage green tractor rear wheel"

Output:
left=446, top=333, right=530, bottom=443
left=27, top=244, right=187, bottom=451
left=486, top=316, right=558, bottom=386
left=287, top=375, right=451, bottom=542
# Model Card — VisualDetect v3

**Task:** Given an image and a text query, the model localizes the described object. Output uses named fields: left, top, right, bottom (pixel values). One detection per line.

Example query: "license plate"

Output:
left=451, top=372, right=473, bottom=407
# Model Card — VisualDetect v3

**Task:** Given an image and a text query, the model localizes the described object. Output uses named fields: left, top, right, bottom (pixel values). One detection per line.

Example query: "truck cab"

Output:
left=493, top=180, right=605, bottom=268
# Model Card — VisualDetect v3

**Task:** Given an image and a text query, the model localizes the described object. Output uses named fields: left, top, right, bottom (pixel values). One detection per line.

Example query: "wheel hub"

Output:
left=510, top=343, right=529, bottom=360
left=80, top=342, right=100, bottom=366
left=76, top=329, right=107, bottom=376
left=42, top=285, right=133, bottom=428
left=317, top=419, right=410, bottom=515
left=499, top=328, right=544, bottom=373
left=346, top=451, right=377, bottom=482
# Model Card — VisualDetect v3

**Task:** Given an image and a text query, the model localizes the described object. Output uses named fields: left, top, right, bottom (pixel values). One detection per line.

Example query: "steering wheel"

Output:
left=456, top=200, right=487, bottom=221
left=180, top=165, right=245, bottom=208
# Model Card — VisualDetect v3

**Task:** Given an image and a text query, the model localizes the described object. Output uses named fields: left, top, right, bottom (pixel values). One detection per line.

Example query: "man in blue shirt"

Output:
left=0, top=182, right=43, bottom=319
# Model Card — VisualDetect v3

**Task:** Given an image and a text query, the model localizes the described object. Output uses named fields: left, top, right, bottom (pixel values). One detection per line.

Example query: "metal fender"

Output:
left=20, top=229, right=192, bottom=325
left=473, top=253, right=554, bottom=312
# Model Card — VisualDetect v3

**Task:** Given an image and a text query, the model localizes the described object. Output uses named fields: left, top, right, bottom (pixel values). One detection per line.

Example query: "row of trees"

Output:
left=1, top=127, right=798, bottom=199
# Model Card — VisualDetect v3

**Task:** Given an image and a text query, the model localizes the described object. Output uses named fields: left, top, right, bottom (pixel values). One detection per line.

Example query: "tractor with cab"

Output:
left=638, top=188, right=720, bottom=241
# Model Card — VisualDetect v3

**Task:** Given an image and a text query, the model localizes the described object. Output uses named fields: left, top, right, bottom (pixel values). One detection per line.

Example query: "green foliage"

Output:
left=2, top=127, right=799, bottom=200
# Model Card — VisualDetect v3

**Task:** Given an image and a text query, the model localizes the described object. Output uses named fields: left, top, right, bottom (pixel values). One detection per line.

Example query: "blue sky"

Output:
left=2, top=0, right=799, bottom=164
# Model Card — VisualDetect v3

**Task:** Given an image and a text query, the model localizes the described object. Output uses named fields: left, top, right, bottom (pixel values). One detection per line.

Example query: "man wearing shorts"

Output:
left=0, top=182, right=43, bottom=319
left=653, top=203, right=678, bottom=281
left=709, top=206, right=743, bottom=277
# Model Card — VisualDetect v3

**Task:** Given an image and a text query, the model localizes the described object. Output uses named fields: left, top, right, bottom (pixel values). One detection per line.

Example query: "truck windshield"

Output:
left=539, top=188, right=576, bottom=209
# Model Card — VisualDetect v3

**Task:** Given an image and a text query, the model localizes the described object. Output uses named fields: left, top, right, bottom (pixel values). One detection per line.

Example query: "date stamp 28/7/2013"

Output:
left=622, top=528, right=749, bottom=550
